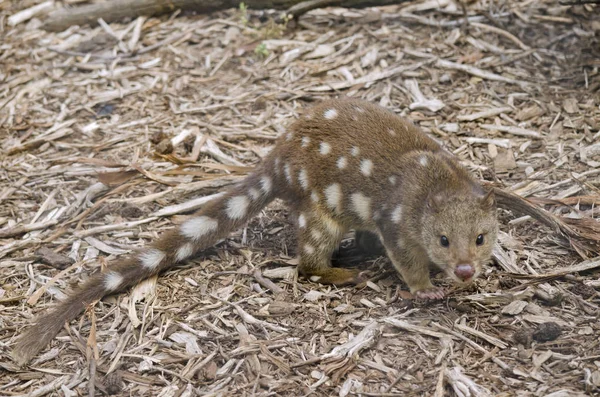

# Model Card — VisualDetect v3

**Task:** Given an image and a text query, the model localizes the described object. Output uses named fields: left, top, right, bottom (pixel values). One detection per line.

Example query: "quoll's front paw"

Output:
left=413, top=287, right=445, bottom=300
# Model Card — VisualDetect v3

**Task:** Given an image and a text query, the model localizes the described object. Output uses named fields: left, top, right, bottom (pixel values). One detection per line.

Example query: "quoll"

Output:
left=12, top=98, right=498, bottom=365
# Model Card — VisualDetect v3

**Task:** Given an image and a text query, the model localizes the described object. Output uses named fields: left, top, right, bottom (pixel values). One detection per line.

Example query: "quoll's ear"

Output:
left=426, top=193, right=445, bottom=212
left=480, top=188, right=496, bottom=210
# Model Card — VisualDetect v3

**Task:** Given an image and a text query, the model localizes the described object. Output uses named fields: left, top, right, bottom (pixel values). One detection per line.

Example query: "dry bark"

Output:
left=42, top=0, right=409, bottom=31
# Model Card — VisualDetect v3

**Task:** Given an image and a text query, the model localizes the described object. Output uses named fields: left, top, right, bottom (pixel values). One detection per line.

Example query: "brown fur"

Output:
left=11, top=98, right=498, bottom=365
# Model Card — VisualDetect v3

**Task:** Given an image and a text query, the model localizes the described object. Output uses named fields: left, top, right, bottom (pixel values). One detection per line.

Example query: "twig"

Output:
left=469, top=22, right=531, bottom=50
left=445, top=366, right=493, bottom=397
left=8, top=1, right=54, bottom=26
left=74, top=217, right=158, bottom=238
left=285, top=0, right=341, bottom=19
left=434, top=362, right=447, bottom=397
left=253, top=269, right=285, bottom=294
left=210, top=294, right=288, bottom=333
left=431, top=322, right=511, bottom=371
left=151, top=192, right=225, bottom=217
left=436, top=59, right=528, bottom=86
left=453, top=320, right=508, bottom=349
left=464, top=137, right=512, bottom=148
left=479, top=124, right=542, bottom=139
left=0, top=219, right=59, bottom=239
left=307, top=59, right=435, bottom=91
left=382, top=318, right=456, bottom=340
left=391, top=12, right=512, bottom=28
left=321, top=321, right=381, bottom=360
left=457, top=107, right=513, bottom=122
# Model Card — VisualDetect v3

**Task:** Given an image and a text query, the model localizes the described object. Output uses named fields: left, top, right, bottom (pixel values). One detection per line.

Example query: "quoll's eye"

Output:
left=476, top=234, right=484, bottom=246
left=440, top=235, right=449, bottom=247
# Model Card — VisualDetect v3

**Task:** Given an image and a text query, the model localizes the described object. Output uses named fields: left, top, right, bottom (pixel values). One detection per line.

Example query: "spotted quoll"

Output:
left=12, top=98, right=498, bottom=365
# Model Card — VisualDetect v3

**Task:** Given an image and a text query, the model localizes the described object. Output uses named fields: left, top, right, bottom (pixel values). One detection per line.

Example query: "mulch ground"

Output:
left=1, top=0, right=600, bottom=396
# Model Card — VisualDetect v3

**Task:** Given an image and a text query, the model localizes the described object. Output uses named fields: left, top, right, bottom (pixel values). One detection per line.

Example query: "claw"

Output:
left=354, top=270, right=371, bottom=287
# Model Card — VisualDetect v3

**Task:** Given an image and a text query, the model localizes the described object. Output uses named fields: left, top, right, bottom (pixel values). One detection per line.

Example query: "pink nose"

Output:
left=455, top=264, right=475, bottom=281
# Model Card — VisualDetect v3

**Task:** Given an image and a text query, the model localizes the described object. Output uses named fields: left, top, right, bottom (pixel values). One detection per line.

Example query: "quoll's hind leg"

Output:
left=383, top=239, right=445, bottom=300
left=296, top=209, right=367, bottom=286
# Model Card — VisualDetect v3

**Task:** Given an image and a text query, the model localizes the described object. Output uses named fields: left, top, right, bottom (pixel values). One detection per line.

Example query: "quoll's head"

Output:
left=420, top=188, right=498, bottom=285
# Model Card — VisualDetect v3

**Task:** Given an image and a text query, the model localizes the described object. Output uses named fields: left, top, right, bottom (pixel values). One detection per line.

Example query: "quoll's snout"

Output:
left=454, top=264, right=475, bottom=281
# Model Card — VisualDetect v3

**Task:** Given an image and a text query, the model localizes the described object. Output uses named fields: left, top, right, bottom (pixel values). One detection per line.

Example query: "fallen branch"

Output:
left=488, top=184, right=600, bottom=259
left=0, top=219, right=59, bottom=239
left=42, top=0, right=412, bottom=32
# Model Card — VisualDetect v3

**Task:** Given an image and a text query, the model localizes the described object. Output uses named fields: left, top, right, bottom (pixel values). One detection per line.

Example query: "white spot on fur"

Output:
left=260, top=176, right=272, bottom=193
left=298, top=213, right=306, bottom=228
left=311, top=191, right=319, bottom=202
left=397, top=238, right=403, bottom=248
left=140, top=249, right=165, bottom=270
left=181, top=216, right=218, bottom=241
left=310, top=275, right=322, bottom=282
left=274, top=157, right=281, bottom=175
left=226, top=196, right=250, bottom=220
left=104, top=271, right=123, bottom=291
left=360, top=159, right=373, bottom=176
left=325, top=183, right=342, bottom=212
left=351, top=147, right=360, bottom=157
left=248, top=188, right=260, bottom=200
left=286, top=132, right=293, bottom=141
left=320, top=142, right=331, bottom=155
left=337, top=156, right=347, bottom=169
left=388, top=128, right=396, bottom=136
left=299, top=169, right=309, bottom=190
left=176, top=243, right=194, bottom=262
left=304, top=244, right=315, bottom=254
left=389, top=176, right=397, bottom=185
left=301, top=136, right=311, bottom=147
left=419, top=155, right=428, bottom=166
left=284, top=163, right=293, bottom=183
left=324, top=109, right=338, bottom=119
left=391, top=205, right=403, bottom=224
left=311, top=229, right=322, bottom=240
left=350, top=192, right=371, bottom=221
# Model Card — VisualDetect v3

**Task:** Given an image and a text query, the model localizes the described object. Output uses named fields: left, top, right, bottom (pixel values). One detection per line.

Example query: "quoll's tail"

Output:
left=12, top=166, right=277, bottom=366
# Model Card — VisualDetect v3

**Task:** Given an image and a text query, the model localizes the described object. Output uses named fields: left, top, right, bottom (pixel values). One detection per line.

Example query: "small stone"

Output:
left=150, top=131, right=167, bottom=144
left=494, top=148, right=517, bottom=171
left=103, top=372, right=123, bottom=395
left=570, top=283, right=597, bottom=299
left=513, top=328, right=533, bottom=346
left=439, top=73, right=452, bottom=83
left=155, top=138, right=173, bottom=154
left=515, top=104, right=544, bottom=121
left=517, top=347, right=532, bottom=359
left=268, top=300, right=296, bottom=316
left=562, top=98, right=579, bottom=114
left=35, top=247, right=75, bottom=270
left=577, top=326, right=593, bottom=335
left=502, top=300, right=528, bottom=315
left=591, top=370, right=600, bottom=387
left=304, top=290, right=323, bottom=302
left=118, top=205, right=144, bottom=219
left=532, top=322, right=562, bottom=342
